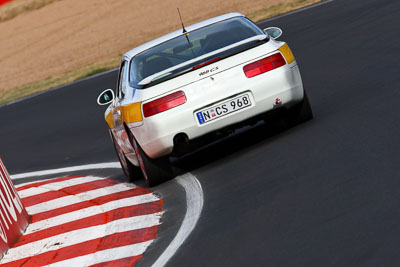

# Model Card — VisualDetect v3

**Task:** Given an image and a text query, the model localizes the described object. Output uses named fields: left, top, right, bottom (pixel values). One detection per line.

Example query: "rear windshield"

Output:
left=129, top=17, right=264, bottom=87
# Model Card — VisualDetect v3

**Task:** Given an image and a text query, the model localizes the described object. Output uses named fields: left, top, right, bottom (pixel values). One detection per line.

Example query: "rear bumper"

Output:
left=131, top=63, right=304, bottom=158
left=171, top=106, right=289, bottom=156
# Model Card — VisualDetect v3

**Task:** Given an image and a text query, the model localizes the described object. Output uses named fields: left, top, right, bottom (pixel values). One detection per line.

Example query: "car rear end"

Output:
left=127, top=15, right=305, bottom=158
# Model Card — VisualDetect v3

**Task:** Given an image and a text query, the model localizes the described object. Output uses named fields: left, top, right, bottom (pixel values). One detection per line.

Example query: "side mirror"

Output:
left=97, top=89, right=115, bottom=105
left=264, top=27, right=283, bottom=39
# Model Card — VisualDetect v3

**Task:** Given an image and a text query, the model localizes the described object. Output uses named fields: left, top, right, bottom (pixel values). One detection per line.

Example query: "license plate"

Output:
left=196, top=93, right=252, bottom=125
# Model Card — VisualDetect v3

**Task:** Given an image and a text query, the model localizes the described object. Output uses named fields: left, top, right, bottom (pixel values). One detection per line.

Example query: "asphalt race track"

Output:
left=1, top=0, right=399, bottom=265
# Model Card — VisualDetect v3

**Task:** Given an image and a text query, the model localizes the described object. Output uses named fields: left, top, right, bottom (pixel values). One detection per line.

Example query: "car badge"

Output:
left=273, top=98, right=282, bottom=107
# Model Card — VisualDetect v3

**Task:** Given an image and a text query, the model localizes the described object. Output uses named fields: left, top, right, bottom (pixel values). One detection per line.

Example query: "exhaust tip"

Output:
left=174, top=133, right=189, bottom=146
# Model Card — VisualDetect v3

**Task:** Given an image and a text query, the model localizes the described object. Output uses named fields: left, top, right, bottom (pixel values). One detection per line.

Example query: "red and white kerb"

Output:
left=0, top=176, right=163, bottom=266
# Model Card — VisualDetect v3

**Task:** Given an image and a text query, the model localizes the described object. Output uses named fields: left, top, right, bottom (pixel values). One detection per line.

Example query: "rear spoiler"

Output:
left=138, top=34, right=267, bottom=86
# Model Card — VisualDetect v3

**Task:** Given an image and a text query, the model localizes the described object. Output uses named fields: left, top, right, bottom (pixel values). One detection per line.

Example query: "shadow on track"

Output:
left=171, top=114, right=314, bottom=176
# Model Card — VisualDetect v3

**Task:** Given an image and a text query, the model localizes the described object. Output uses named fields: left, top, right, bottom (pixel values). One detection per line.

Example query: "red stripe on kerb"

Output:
left=21, top=179, right=122, bottom=207
left=31, top=187, right=151, bottom=223
left=16, top=176, right=83, bottom=191
left=89, top=256, right=143, bottom=267
left=2, top=227, right=157, bottom=267
left=15, top=200, right=162, bottom=247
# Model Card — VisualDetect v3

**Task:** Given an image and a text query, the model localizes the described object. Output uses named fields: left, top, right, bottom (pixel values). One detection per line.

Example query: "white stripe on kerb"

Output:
left=47, top=241, right=152, bottom=267
left=26, top=183, right=136, bottom=214
left=17, top=186, right=50, bottom=198
left=0, top=212, right=162, bottom=263
left=18, top=176, right=107, bottom=198
left=26, top=194, right=159, bottom=234
left=15, top=179, right=49, bottom=189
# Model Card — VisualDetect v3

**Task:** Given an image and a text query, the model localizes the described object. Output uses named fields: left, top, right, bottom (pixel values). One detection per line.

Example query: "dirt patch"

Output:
left=0, top=0, right=61, bottom=22
left=0, top=0, right=321, bottom=103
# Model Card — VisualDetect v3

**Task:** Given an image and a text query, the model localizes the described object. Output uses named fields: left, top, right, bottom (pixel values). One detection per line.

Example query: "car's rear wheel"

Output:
left=287, top=90, right=313, bottom=124
left=131, top=136, right=174, bottom=187
left=110, top=131, right=142, bottom=181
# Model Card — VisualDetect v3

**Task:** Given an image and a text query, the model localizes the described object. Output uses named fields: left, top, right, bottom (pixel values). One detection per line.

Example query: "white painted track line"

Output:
left=10, top=162, right=121, bottom=180
left=152, top=173, right=204, bottom=267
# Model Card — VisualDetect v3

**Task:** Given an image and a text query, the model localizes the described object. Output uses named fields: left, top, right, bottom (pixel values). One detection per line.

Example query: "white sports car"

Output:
left=97, top=12, right=312, bottom=186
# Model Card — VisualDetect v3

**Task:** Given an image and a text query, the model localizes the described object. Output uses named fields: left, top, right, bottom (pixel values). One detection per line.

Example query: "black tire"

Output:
left=110, top=131, right=142, bottom=181
left=131, top=136, right=173, bottom=187
left=287, top=90, right=313, bottom=125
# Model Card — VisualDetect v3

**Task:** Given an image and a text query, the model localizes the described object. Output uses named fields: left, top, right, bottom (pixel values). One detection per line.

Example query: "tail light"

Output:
left=243, top=53, right=286, bottom=78
left=143, top=91, right=186, bottom=117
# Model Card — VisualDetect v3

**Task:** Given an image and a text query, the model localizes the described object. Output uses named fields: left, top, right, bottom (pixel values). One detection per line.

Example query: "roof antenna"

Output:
left=177, top=8, right=187, bottom=34
left=177, top=8, right=194, bottom=56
